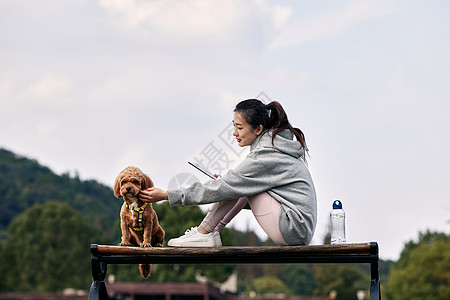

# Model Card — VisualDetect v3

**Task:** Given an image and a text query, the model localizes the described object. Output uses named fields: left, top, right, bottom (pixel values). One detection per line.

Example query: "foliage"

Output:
left=0, top=201, right=109, bottom=292
left=279, top=264, right=317, bottom=296
left=0, top=148, right=120, bottom=241
left=0, top=241, right=6, bottom=291
left=386, top=231, right=450, bottom=300
left=313, top=264, right=367, bottom=299
left=245, top=276, right=291, bottom=296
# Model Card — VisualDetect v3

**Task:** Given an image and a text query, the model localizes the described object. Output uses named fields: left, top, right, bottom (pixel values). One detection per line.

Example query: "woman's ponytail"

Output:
left=266, top=101, right=308, bottom=161
left=266, top=102, right=288, bottom=136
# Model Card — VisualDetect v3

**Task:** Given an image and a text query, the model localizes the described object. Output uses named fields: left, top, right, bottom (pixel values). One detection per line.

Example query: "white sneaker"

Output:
left=167, top=227, right=222, bottom=247
left=213, top=231, right=222, bottom=247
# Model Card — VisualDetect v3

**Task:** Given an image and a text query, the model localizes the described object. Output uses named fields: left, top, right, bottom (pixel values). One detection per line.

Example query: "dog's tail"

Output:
left=139, top=263, right=152, bottom=279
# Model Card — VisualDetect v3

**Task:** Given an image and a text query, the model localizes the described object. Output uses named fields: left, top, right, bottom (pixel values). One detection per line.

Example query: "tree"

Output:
left=245, top=276, right=291, bottom=296
left=1, top=201, right=109, bottom=292
left=279, top=264, right=316, bottom=296
left=313, top=264, right=367, bottom=299
left=386, top=231, right=450, bottom=300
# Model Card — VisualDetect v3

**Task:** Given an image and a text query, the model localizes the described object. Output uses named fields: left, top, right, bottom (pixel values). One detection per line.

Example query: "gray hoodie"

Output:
left=168, top=129, right=317, bottom=245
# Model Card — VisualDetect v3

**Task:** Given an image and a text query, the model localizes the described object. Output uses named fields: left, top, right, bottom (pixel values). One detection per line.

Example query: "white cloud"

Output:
left=0, top=79, right=15, bottom=101
left=0, top=73, right=73, bottom=111
left=269, top=0, right=396, bottom=50
left=36, top=119, right=60, bottom=137
left=100, top=0, right=292, bottom=42
left=116, top=149, right=145, bottom=171
left=29, top=74, right=73, bottom=103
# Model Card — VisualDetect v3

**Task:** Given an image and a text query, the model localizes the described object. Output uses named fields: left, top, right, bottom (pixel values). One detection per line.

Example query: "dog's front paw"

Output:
left=141, top=242, right=152, bottom=247
left=118, top=242, right=133, bottom=247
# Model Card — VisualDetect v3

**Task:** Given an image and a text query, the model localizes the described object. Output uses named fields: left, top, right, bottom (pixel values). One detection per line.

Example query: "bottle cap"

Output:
left=333, top=200, right=342, bottom=209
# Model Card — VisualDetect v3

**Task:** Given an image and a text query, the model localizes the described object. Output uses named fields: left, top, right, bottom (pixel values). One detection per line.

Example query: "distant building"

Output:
left=106, top=282, right=328, bottom=300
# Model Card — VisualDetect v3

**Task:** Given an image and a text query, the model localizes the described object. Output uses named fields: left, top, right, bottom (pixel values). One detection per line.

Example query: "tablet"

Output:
left=188, top=161, right=216, bottom=180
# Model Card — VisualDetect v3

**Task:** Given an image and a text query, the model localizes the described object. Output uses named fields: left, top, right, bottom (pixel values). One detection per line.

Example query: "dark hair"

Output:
left=234, top=99, right=308, bottom=161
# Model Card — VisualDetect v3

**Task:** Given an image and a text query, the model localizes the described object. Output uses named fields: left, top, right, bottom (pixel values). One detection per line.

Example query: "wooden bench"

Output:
left=89, top=242, right=381, bottom=300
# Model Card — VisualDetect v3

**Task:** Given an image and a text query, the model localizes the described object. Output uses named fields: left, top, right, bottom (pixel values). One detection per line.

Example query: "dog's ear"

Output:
left=142, top=173, right=154, bottom=190
left=113, top=176, right=122, bottom=198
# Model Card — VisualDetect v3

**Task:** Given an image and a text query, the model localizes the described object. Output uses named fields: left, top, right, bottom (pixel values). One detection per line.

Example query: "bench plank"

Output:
left=95, top=242, right=373, bottom=256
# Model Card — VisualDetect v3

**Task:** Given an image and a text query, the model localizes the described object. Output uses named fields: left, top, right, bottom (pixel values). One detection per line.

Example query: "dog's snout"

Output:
left=126, top=187, right=132, bottom=192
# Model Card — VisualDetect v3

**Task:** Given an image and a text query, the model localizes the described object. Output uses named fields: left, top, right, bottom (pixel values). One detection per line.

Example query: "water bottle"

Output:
left=330, top=200, right=346, bottom=244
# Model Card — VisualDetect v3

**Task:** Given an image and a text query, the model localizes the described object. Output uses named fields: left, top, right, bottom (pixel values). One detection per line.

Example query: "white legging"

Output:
left=200, top=192, right=287, bottom=245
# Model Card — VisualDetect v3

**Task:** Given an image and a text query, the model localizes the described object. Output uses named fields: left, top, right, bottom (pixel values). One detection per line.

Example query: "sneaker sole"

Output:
left=167, top=241, right=217, bottom=247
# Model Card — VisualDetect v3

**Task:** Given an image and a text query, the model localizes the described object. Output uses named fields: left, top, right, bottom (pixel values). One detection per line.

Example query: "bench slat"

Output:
left=94, top=242, right=374, bottom=256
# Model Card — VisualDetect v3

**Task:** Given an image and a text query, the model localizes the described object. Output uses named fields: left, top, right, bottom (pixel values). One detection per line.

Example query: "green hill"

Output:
left=0, top=148, right=120, bottom=240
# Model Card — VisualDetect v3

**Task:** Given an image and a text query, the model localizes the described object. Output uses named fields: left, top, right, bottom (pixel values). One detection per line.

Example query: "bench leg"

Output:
left=90, top=246, right=109, bottom=300
left=369, top=248, right=381, bottom=300
left=369, top=279, right=381, bottom=300
left=89, top=281, right=108, bottom=300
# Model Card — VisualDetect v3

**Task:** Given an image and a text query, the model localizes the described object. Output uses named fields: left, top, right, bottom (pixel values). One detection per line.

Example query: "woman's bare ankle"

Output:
left=197, top=225, right=209, bottom=234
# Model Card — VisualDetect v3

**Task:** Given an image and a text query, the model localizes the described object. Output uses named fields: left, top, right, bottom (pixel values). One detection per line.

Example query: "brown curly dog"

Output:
left=114, top=166, right=165, bottom=278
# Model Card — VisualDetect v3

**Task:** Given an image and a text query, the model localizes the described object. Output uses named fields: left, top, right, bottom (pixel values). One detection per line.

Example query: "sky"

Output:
left=1, top=0, right=449, bottom=261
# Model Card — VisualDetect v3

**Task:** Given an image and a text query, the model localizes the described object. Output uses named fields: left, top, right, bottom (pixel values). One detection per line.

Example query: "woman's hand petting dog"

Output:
left=139, top=187, right=168, bottom=203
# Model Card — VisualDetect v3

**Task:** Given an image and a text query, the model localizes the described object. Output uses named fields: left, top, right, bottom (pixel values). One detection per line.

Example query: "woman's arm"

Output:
left=168, top=156, right=275, bottom=207
left=139, top=187, right=168, bottom=203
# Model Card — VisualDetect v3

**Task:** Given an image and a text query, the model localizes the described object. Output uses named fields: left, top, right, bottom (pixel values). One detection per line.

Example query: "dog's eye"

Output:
left=132, top=180, right=140, bottom=185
